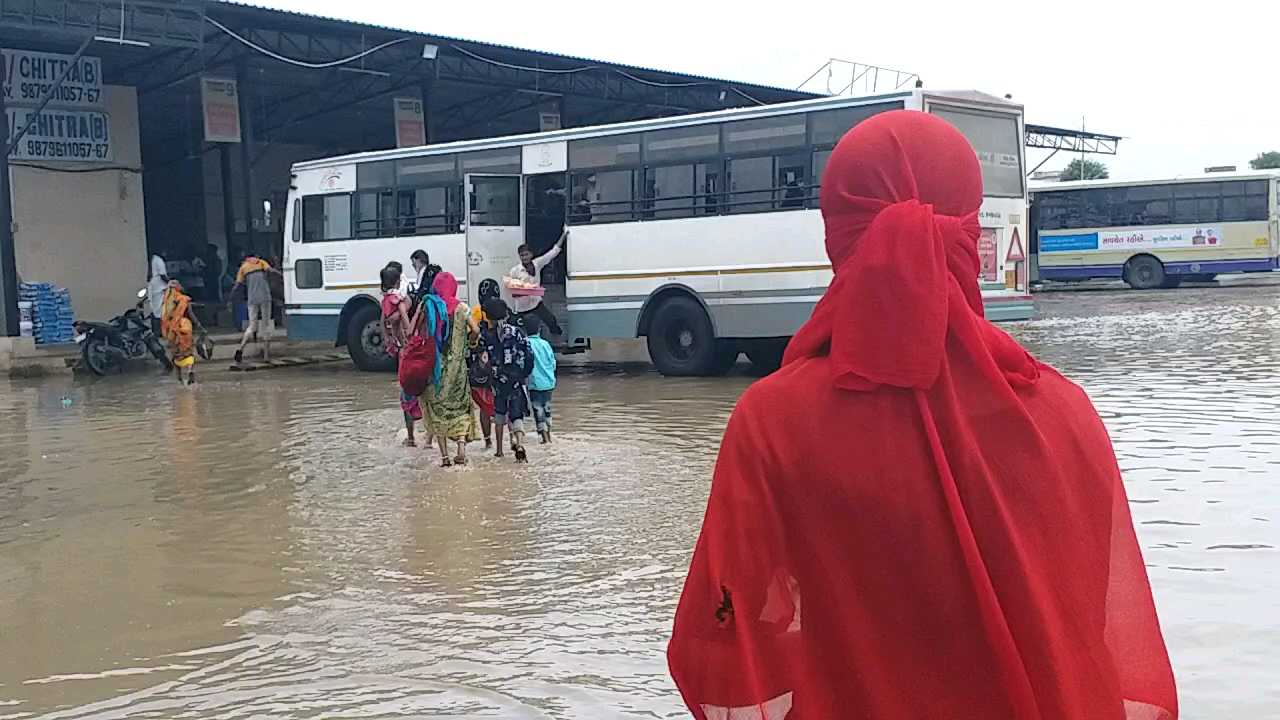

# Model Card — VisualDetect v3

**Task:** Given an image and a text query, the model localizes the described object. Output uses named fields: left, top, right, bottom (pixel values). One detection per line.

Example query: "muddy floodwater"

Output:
left=3, top=279, right=1278, bottom=719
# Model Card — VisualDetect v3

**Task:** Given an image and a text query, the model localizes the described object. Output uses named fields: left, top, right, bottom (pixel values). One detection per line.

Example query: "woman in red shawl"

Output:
left=668, top=111, right=1177, bottom=720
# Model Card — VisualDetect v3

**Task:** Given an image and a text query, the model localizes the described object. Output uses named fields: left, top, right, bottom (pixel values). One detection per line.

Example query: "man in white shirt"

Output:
left=508, top=230, right=565, bottom=336
left=147, top=253, right=168, bottom=337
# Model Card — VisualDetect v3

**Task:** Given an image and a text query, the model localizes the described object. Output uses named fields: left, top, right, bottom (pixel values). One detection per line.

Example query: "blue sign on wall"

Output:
left=1040, top=233, right=1099, bottom=252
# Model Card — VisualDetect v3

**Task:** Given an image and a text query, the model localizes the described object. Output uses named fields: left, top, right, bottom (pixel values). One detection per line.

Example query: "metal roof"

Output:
left=213, top=0, right=813, bottom=98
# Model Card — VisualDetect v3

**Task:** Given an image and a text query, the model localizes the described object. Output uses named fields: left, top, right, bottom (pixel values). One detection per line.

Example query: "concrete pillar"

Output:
left=236, top=63, right=258, bottom=256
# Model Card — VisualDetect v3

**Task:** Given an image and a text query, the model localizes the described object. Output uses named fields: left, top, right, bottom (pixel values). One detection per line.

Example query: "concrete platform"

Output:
left=0, top=337, right=78, bottom=376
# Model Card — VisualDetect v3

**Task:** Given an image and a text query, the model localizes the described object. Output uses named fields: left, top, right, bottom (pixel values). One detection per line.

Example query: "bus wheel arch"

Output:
left=1123, top=254, right=1166, bottom=290
left=341, top=296, right=395, bottom=372
left=639, top=287, right=720, bottom=376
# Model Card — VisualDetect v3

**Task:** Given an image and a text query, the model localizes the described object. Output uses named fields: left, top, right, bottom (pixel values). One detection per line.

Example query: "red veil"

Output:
left=667, top=111, right=1176, bottom=719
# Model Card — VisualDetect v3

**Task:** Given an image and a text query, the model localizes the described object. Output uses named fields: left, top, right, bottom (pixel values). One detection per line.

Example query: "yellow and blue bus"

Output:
left=1031, top=172, right=1280, bottom=289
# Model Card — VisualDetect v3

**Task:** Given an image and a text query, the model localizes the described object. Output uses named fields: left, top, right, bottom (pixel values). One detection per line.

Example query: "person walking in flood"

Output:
left=161, top=279, right=199, bottom=386
left=468, top=278, right=502, bottom=450
left=667, top=111, right=1177, bottom=720
left=523, top=314, right=557, bottom=444
left=381, top=264, right=421, bottom=447
left=231, top=254, right=281, bottom=364
left=422, top=271, right=476, bottom=466
left=482, top=298, right=534, bottom=462
left=147, top=252, right=168, bottom=338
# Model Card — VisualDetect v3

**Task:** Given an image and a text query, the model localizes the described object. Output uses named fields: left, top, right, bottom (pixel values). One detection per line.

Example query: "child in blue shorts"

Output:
left=522, top=314, right=558, bottom=443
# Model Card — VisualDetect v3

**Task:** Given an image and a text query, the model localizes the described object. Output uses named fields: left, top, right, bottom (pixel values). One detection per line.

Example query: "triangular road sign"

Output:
left=1005, top=227, right=1026, bottom=263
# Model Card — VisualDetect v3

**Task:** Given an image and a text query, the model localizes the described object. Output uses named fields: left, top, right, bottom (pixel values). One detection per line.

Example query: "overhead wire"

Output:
left=204, top=16, right=409, bottom=69
left=204, top=17, right=753, bottom=99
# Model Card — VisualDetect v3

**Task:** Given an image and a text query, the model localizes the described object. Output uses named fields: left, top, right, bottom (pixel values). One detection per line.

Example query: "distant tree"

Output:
left=1060, top=158, right=1110, bottom=181
left=1249, top=151, right=1280, bottom=170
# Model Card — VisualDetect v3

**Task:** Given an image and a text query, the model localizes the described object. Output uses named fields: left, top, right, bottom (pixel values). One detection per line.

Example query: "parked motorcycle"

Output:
left=74, top=289, right=171, bottom=376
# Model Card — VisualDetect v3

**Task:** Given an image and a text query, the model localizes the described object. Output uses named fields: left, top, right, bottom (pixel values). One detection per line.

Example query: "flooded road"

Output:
left=3, top=279, right=1278, bottom=718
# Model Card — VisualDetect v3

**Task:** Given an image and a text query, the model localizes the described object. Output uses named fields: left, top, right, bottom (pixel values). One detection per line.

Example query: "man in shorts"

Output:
left=482, top=298, right=534, bottom=462
left=232, top=254, right=281, bottom=364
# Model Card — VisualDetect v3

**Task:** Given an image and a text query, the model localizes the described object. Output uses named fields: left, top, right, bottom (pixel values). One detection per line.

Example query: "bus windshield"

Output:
left=931, top=106, right=1024, bottom=198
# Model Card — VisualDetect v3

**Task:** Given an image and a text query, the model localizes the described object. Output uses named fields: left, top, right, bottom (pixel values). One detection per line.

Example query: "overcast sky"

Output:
left=257, top=0, right=1267, bottom=180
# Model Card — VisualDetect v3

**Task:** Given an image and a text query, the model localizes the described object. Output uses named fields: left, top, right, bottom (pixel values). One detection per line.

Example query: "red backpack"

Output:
left=397, top=296, right=446, bottom=397
left=397, top=334, right=436, bottom=396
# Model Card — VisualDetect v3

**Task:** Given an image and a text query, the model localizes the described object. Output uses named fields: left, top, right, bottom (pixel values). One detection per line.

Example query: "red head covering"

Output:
left=669, top=111, right=1177, bottom=720
left=433, top=271, right=460, bottom=315
left=785, top=109, right=1026, bottom=390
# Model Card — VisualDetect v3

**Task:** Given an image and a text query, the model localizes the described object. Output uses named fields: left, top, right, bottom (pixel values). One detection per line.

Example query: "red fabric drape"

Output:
left=668, top=111, right=1176, bottom=720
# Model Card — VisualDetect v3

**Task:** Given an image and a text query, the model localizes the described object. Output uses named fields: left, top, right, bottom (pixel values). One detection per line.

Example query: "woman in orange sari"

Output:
left=162, top=279, right=199, bottom=385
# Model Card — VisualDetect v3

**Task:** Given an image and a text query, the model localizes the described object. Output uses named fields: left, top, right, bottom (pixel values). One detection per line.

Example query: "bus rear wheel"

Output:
left=1124, top=255, right=1166, bottom=290
left=647, top=296, right=716, bottom=376
left=347, top=303, right=396, bottom=372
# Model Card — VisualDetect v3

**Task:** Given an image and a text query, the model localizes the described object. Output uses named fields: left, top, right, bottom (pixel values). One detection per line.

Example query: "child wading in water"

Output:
left=522, top=314, right=558, bottom=443
left=468, top=279, right=502, bottom=450
left=381, top=264, right=421, bottom=446
left=482, top=298, right=535, bottom=462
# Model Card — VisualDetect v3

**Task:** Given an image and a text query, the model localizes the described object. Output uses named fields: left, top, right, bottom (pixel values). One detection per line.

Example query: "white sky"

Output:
left=255, top=0, right=1268, bottom=180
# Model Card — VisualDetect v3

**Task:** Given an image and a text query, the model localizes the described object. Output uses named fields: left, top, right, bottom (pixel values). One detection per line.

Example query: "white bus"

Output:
left=1031, top=172, right=1280, bottom=289
left=284, top=89, right=1033, bottom=375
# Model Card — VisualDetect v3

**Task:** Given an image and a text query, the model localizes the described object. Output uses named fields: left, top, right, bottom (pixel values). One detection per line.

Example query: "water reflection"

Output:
left=1, top=280, right=1277, bottom=718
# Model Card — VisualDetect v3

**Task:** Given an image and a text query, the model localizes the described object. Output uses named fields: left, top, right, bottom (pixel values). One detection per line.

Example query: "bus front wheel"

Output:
left=1124, top=256, right=1166, bottom=290
left=647, top=296, right=717, bottom=376
left=347, top=303, right=396, bottom=372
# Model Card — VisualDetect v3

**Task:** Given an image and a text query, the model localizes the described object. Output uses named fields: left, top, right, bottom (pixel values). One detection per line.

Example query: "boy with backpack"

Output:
left=482, top=298, right=534, bottom=462
left=522, top=314, right=558, bottom=444
left=468, top=279, right=502, bottom=449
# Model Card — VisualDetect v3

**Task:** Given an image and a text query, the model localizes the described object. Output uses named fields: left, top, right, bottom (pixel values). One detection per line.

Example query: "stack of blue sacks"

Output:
left=18, top=282, right=75, bottom=345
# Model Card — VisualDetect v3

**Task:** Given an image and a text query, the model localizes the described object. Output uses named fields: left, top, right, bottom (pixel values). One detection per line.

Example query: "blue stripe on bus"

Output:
left=1039, top=258, right=1278, bottom=280
left=1040, top=233, right=1099, bottom=252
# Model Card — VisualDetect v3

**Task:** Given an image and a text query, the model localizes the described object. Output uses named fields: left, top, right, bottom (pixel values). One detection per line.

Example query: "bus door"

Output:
left=464, top=174, right=524, bottom=308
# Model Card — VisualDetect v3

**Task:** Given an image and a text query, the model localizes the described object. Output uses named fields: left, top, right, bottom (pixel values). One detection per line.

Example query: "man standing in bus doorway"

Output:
left=509, top=230, right=566, bottom=337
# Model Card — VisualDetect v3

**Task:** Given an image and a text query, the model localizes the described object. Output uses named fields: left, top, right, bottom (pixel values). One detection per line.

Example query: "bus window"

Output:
left=724, top=115, right=807, bottom=155
left=354, top=189, right=395, bottom=238
left=644, top=164, right=696, bottom=219
left=398, top=186, right=452, bottom=235
left=461, top=149, right=521, bottom=175
left=726, top=157, right=774, bottom=214
left=776, top=152, right=809, bottom=209
left=695, top=163, right=720, bottom=215
left=807, top=102, right=903, bottom=146
left=643, top=125, right=720, bottom=164
left=569, top=134, right=642, bottom=169
left=302, top=193, right=352, bottom=242
left=569, top=170, right=634, bottom=224
left=931, top=107, right=1023, bottom=198
left=469, top=176, right=520, bottom=226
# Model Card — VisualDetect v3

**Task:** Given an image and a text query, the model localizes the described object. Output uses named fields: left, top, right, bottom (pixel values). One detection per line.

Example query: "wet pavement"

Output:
left=2, top=278, right=1278, bottom=719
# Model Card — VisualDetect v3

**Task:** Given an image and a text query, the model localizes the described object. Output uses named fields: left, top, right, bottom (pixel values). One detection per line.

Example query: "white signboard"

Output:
left=6, top=107, right=111, bottom=161
left=2, top=48, right=103, bottom=108
left=201, top=77, right=242, bottom=143
left=1099, top=226, right=1221, bottom=252
left=394, top=97, right=425, bottom=147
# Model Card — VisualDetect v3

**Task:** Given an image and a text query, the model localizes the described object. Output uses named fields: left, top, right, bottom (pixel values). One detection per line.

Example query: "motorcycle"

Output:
left=74, top=289, right=172, bottom=376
